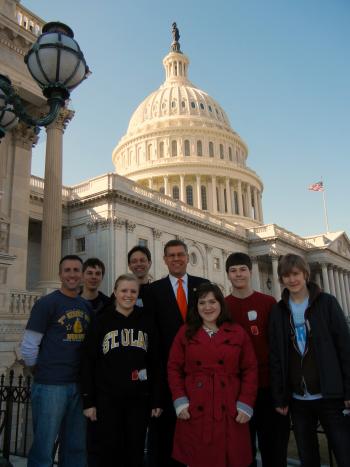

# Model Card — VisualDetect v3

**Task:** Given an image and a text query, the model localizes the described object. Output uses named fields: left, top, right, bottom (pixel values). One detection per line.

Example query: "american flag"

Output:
left=308, top=181, right=324, bottom=192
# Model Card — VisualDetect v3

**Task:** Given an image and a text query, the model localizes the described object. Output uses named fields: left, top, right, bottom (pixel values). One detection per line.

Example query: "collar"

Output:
left=169, top=273, right=188, bottom=288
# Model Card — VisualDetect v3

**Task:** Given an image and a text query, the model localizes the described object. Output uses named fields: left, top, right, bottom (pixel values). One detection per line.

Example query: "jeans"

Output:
left=28, top=382, right=87, bottom=467
left=291, top=398, right=350, bottom=467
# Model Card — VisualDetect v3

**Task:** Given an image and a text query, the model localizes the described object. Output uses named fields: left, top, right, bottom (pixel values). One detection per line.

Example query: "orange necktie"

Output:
left=176, top=278, right=187, bottom=321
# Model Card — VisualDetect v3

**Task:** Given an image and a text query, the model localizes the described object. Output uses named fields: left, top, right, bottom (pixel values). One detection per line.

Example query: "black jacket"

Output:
left=80, top=304, right=162, bottom=409
left=269, top=283, right=350, bottom=408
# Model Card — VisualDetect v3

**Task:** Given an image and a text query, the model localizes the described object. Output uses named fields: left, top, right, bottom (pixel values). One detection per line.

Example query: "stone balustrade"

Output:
left=9, top=290, right=42, bottom=316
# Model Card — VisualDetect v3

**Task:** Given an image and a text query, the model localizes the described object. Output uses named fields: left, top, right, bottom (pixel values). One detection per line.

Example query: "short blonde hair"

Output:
left=278, top=254, right=310, bottom=282
left=113, top=273, right=139, bottom=291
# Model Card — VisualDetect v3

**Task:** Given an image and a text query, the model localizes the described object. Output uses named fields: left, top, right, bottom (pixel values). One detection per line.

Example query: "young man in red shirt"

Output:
left=225, top=252, right=290, bottom=467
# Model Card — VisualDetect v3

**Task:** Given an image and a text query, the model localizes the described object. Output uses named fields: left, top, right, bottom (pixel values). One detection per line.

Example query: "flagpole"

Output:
left=321, top=177, right=330, bottom=233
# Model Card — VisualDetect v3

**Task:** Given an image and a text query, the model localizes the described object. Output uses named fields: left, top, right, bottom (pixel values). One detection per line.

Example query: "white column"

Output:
left=253, top=187, right=259, bottom=220
left=271, top=256, right=281, bottom=300
left=328, top=266, right=336, bottom=296
left=333, top=268, right=343, bottom=307
left=219, top=182, right=225, bottom=213
left=237, top=180, right=243, bottom=216
left=247, top=184, right=253, bottom=218
left=163, top=175, right=169, bottom=196
left=196, top=175, right=201, bottom=209
left=152, top=229, right=162, bottom=280
left=211, top=176, right=217, bottom=214
left=225, top=178, right=232, bottom=214
left=321, top=263, right=330, bottom=293
left=39, top=109, right=74, bottom=291
left=339, top=270, right=348, bottom=315
left=180, top=175, right=185, bottom=202
left=251, top=256, right=261, bottom=292
left=148, top=178, right=153, bottom=189
left=258, top=191, right=263, bottom=223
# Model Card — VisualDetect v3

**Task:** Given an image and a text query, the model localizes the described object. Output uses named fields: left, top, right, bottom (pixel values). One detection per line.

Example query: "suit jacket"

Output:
left=148, top=274, right=209, bottom=367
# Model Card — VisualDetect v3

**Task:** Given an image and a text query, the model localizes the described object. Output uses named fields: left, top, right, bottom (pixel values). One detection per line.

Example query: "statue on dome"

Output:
left=171, top=22, right=181, bottom=52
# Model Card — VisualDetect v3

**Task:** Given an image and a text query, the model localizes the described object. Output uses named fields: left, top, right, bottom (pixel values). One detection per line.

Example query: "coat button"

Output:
left=218, top=359, right=224, bottom=365
left=197, top=405, right=203, bottom=411
left=196, top=360, right=202, bottom=366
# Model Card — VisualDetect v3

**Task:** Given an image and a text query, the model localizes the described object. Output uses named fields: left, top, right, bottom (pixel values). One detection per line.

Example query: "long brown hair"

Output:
left=185, top=283, right=232, bottom=340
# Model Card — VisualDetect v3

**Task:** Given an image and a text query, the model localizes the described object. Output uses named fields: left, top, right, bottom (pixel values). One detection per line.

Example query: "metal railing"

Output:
left=0, top=371, right=32, bottom=461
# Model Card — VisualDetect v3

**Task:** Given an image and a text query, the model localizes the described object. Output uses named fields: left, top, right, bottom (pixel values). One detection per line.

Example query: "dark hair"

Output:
left=83, top=257, right=105, bottom=276
left=164, top=239, right=188, bottom=256
left=59, top=255, right=83, bottom=272
left=185, top=283, right=232, bottom=340
left=225, top=252, right=252, bottom=272
left=127, top=245, right=152, bottom=263
left=278, top=254, right=310, bottom=282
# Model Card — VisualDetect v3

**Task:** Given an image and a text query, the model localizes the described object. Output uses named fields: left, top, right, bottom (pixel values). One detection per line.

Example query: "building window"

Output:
left=76, top=237, right=85, bottom=253
left=191, top=101, right=196, bottom=109
left=209, top=141, right=214, bottom=157
left=200, top=103, right=204, bottom=110
left=147, top=144, right=152, bottom=161
left=229, top=147, right=233, bottom=161
left=138, top=238, right=148, bottom=247
left=184, top=139, right=190, bottom=156
left=216, top=187, right=220, bottom=211
left=181, top=101, right=186, bottom=108
left=159, top=186, right=165, bottom=194
left=171, top=140, right=177, bottom=157
left=197, top=140, right=202, bottom=157
left=208, top=105, right=212, bottom=112
left=190, top=252, right=198, bottom=266
left=159, top=142, right=164, bottom=158
left=234, top=191, right=239, bottom=214
left=186, top=185, right=193, bottom=206
left=224, top=188, right=227, bottom=212
left=173, top=186, right=180, bottom=200
left=171, top=100, right=176, bottom=108
left=201, top=185, right=207, bottom=210
left=220, top=144, right=224, bottom=159
left=213, top=257, right=221, bottom=270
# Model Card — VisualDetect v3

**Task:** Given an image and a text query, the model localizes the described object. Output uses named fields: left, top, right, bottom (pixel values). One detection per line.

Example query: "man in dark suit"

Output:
left=146, top=239, right=209, bottom=467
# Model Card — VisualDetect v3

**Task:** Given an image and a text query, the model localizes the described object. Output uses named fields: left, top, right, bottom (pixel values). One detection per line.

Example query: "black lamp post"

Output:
left=0, top=21, right=89, bottom=139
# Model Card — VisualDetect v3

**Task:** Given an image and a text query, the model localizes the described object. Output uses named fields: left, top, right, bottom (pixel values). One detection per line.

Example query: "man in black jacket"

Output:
left=147, top=239, right=209, bottom=467
left=269, top=253, right=350, bottom=467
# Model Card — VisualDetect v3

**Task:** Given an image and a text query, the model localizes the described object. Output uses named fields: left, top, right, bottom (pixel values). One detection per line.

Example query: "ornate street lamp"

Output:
left=0, top=21, right=89, bottom=139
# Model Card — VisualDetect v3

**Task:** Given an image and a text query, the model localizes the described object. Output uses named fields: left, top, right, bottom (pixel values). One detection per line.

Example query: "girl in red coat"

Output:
left=168, top=282, right=258, bottom=467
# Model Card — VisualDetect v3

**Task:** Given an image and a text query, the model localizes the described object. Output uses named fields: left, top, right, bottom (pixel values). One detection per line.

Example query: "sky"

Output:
left=23, top=0, right=350, bottom=237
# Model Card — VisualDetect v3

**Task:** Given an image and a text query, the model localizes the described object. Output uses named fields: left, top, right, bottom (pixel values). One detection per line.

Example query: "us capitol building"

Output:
left=0, top=1, right=350, bottom=372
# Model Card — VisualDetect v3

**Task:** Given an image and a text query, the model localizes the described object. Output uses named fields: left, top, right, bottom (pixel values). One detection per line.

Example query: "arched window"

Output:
left=216, top=187, right=220, bottom=211
left=171, top=140, right=177, bottom=157
left=209, top=141, right=214, bottom=157
left=173, top=186, right=180, bottom=200
left=229, top=147, right=233, bottom=161
left=159, top=142, right=164, bottom=158
left=197, top=140, right=202, bottom=157
left=184, top=139, right=190, bottom=157
left=186, top=185, right=193, bottom=206
left=220, top=144, right=224, bottom=159
left=147, top=144, right=152, bottom=161
left=233, top=191, right=239, bottom=214
left=159, top=186, right=165, bottom=194
left=201, top=185, right=207, bottom=210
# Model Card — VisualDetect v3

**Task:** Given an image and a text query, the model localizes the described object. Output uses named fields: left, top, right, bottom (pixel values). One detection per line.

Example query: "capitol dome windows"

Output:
left=181, top=101, right=186, bottom=109
left=171, top=140, right=178, bottom=157
left=208, top=105, right=212, bottom=112
left=191, top=102, right=196, bottom=109
left=201, top=186, right=207, bottom=210
left=200, top=103, right=205, bottom=110
left=197, top=141, right=202, bottom=157
left=220, top=144, right=224, bottom=159
left=147, top=144, right=152, bottom=161
left=186, top=186, right=193, bottom=206
left=184, top=140, right=190, bottom=157
left=173, top=186, right=180, bottom=200
left=229, top=147, right=233, bottom=161
left=209, top=141, right=214, bottom=157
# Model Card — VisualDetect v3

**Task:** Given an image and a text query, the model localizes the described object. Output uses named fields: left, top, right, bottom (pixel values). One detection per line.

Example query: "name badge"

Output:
left=247, top=310, right=257, bottom=321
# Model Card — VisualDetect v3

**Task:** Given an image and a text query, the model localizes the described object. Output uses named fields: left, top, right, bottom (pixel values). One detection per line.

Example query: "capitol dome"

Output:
left=112, top=26, right=263, bottom=227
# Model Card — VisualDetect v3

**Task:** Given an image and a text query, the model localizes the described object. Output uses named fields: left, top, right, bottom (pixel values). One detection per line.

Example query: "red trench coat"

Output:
left=168, top=323, right=258, bottom=467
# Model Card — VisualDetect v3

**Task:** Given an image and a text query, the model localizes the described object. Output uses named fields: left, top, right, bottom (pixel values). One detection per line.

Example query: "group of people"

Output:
left=20, top=240, right=350, bottom=467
